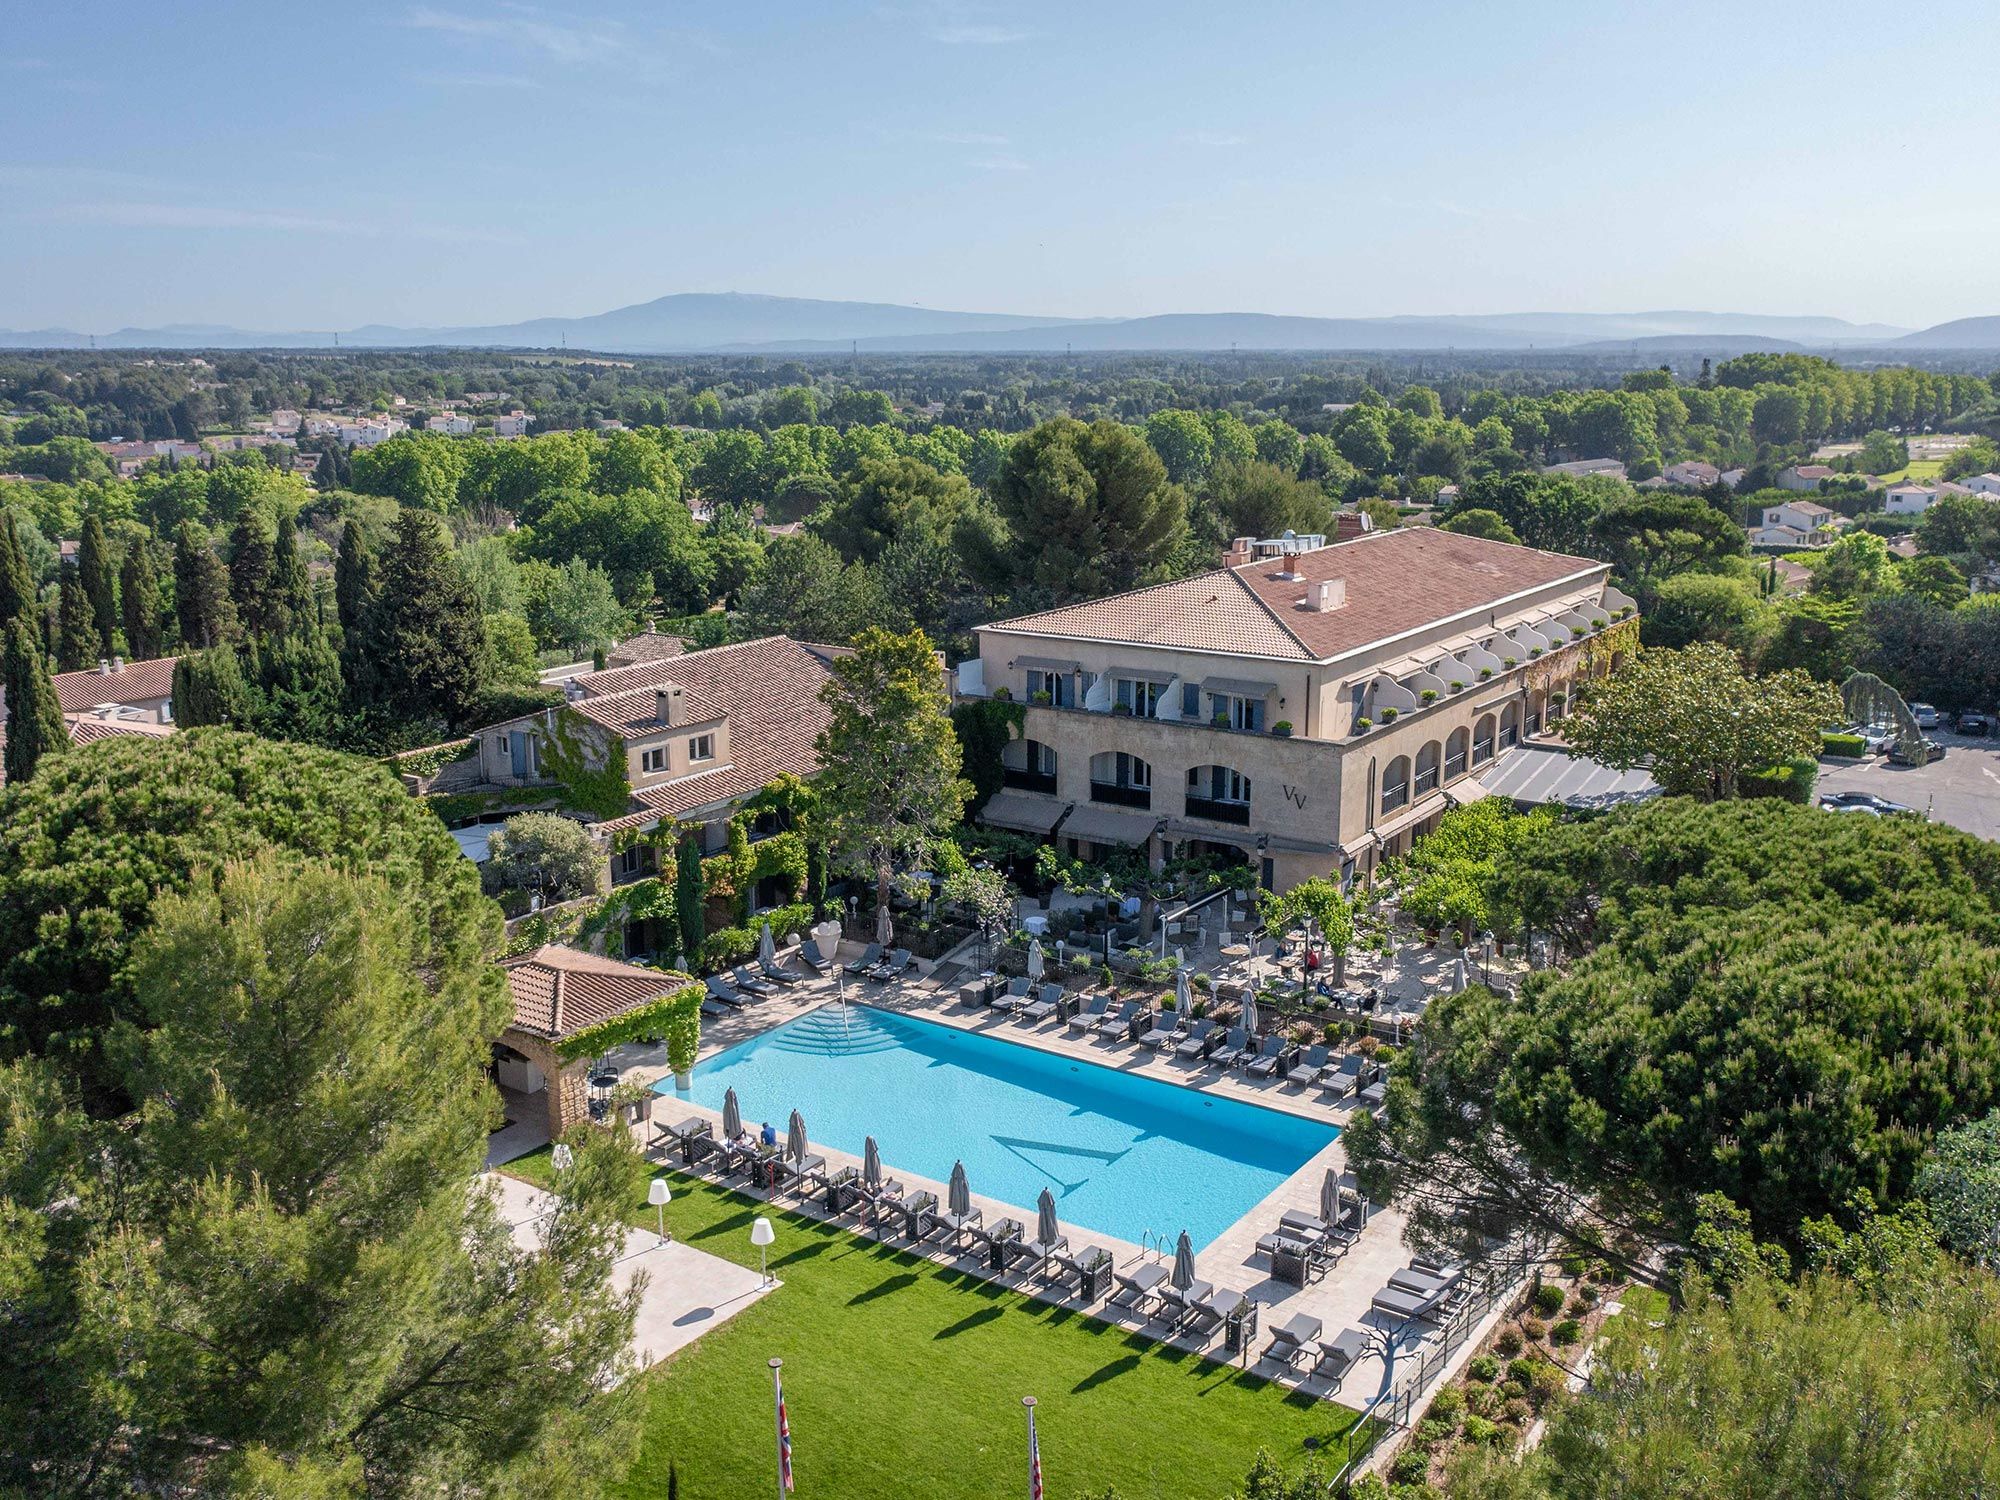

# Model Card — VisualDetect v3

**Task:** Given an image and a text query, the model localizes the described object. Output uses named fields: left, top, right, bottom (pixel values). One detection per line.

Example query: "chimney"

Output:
left=1307, top=578, right=1347, bottom=612
left=655, top=685, right=684, bottom=725
left=97, top=658, right=111, bottom=675
left=111, top=655, right=124, bottom=673
left=1225, top=535, right=1255, bottom=567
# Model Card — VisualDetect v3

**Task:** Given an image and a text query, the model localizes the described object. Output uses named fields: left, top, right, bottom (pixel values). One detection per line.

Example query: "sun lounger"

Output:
left=1245, top=1035, right=1290, bottom=1078
left=799, top=937, right=834, bottom=973
left=1110, top=1260, right=1167, bottom=1309
left=843, top=942, right=882, bottom=976
left=1358, top=1080, right=1388, bottom=1110
left=759, top=955, right=804, bottom=986
left=731, top=966, right=780, bottom=998
left=1184, top=1285, right=1246, bottom=1344
left=992, top=976, right=1032, bottom=1013
left=1321, top=1054, right=1367, bottom=1098
left=867, top=947, right=912, bottom=983
left=1174, top=1018, right=1217, bottom=1059
left=1066, top=996, right=1110, bottom=1034
left=779, top=1150, right=828, bottom=1195
left=936, top=1204, right=983, bottom=1249
left=1287, top=1044, right=1331, bottom=1088
left=699, top=998, right=727, bottom=1018
left=1137, top=1011, right=1178, bottom=1049
left=1096, top=1002, right=1142, bottom=1042
left=1020, top=982, right=1064, bottom=1023
left=704, top=976, right=750, bottom=1008
left=1388, top=1261, right=1465, bottom=1297
left=1156, top=1276, right=1214, bottom=1329
left=1371, top=1280, right=1452, bottom=1322
left=968, top=1216, right=1024, bottom=1254
left=1209, top=1026, right=1250, bottom=1069
left=1265, top=1313, right=1322, bottom=1365
left=1007, top=1231, right=1070, bottom=1279
left=1311, top=1327, right=1369, bottom=1386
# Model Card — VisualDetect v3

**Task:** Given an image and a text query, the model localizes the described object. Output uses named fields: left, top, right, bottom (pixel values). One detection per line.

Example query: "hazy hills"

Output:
left=4, top=290, right=1994, bottom=354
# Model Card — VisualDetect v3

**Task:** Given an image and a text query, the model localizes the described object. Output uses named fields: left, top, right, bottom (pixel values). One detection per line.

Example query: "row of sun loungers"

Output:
left=1370, top=1256, right=1472, bottom=1323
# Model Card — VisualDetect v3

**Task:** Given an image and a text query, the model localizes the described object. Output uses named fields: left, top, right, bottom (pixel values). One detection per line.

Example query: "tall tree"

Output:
left=0, top=510, right=35, bottom=630
left=75, top=514, right=118, bottom=655
left=54, top=567, right=97, bottom=672
left=0, top=853, right=644, bottom=1494
left=334, top=516, right=378, bottom=638
left=369, top=510, right=488, bottom=727
left=673, top=831, right=705, bottom=964
left=228, top=508, right=277, bottom=637
left=171, top=646, right=254, bottom=728
left=270, top=510, right=316, bottom=637
left=173, top=522, right=237, bottom=649
left=990, top=417, right=1189, bottom=602
left=119, top=540, right=163, bottom=659
left=814, top=626, right=968, bottom=942
left=1, top=618, right=67, bottom=783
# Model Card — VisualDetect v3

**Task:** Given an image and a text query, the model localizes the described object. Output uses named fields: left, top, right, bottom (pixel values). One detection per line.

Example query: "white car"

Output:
left=1909, top=702, right=1940, bottom=730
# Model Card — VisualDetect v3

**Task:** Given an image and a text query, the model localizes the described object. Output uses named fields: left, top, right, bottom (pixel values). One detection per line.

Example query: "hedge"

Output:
left=1743, top=755, right=1818, bottom=804
left=555, top=981, right=704, bottom=1064
left=1821, top=732, right=1867, bottom=759
left=700, top=901, right=817, bottom=972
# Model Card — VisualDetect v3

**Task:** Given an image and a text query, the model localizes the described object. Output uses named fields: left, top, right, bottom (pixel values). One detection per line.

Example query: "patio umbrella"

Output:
left=875, top=900, right=893, bottom=947
left=1036, top=1187, right=1061, bottom=1247
left=1174, top=966, right=1191, bottom=1011
left=786, top=1109, right=808, bottom=1165
left=862, top=1135, right=882, bottom=1189
left=947, top=1160, right=971, bottom=1218
left=1320, top=1167, right=1339, bottom=1225
left=1448, top=956, right=1467, bottom=994
left=759, top=921, right=777, bottom=966
left=1027, top=938, right=1045, bottom=984
left=1170, top=1230, right=1197, bottom=1290
left=721, top=1087, right=742, bottom=1140
left=1241, top=987, right=1260, bottom=1037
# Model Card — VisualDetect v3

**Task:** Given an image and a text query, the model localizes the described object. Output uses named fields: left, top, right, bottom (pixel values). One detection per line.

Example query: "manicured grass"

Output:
left=1870, top=457, right=1944, bottom=485
left=504, top=1150, right=1368, bottom=1499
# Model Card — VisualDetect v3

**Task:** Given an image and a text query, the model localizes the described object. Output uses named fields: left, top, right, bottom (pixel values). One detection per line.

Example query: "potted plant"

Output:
left=1111, top=703, right=1132, bottom=716
left=665, top=1000, right=701, bottom=1091
left=1381, top=706, right=1400, bottom=722
left=1449, top=680, right=1465, bottom=692
left=1571, top=627, right=1586, bottom=639
left=1271, top=719, right=1293, bottom=736
left=994, top=686, right=1013, bottom=701
left=610, top=1080, right=653, bottom=1125
left=1354, top=715, right=1373, bottom=732
left=1420, top=689, right=1438, bottom=704
left=1502, top=656, right=1518, bottom=668
left=1479, top=667, right=1494, bottom=680
left=1614, top=606, right=1632, bottom=620
left=1213, top=711, right=1230, bottom=727
left=1031, top=690, right=1052, bottom=704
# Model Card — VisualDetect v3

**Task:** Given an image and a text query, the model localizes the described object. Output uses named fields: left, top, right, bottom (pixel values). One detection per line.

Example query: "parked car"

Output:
left=1819, top=791, right=1919, bottom=817
left=1956, top=710, right=1992, bottom=737
left=1852, top=723, right=1898, bottom=754
left=1909, top=702, right=1940, bottom=730
left=1888, top=738, right=1947, bottom=766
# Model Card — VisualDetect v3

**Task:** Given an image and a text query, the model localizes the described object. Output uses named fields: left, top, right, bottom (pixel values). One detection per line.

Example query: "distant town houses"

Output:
left=1883, top=482, right=1938, bottom=515
left=51, top=653, right=180, bottom=724
left=427, top=413, right=475, bottom=435
left=1776, top=464, right=1838, bottom=492
left=492, top=410, right=534, bottom=438
left=1961, top=472, right=2000, bottom=498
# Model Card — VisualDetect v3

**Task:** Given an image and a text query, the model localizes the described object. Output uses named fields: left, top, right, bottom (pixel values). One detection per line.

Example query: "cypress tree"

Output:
left=334, top=516, right=378, bottom=638
left=673, top=832, right=706, bottom=965
left=55, top=567, right=98, bottom=673
left=256, top=629, right=346, bottom=743
left=170, top=646, right=253, bottom=728
left=271, top=512, right=316, bottom=638
left=0, top=511, right=34, bottom=631
left=77, top=514, right=118, bottom=656
left=120, top=542, right=164, bottom=660
left=228, top=509, right=276, bottom=638
left=174, top=523, right=237, bottom=649
left=2, top=618, right=68, bottom=784
left=370, top=510, right=487, bottom=727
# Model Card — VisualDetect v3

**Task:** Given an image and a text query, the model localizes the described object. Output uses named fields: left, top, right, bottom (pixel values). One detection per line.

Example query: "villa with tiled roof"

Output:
left=957, top=525, right=1637, bottom=892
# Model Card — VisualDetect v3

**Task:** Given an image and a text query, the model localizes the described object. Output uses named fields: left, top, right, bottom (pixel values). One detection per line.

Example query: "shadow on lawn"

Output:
left=934, top=1305, right=1006, bottom=1340
left=1072, top=1353, right=1142, bottom=1393
left=849, top=1272, right=920, bottom=1306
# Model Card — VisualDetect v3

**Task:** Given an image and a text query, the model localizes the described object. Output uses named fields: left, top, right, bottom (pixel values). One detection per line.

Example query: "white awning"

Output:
left=1061, top=802, right=1164, bottom=847
left=1371, top=792, right=1448, bottom=845
left=978, top=789, right=1069, bottom=835
left=1013, top=655, right=1082, bottom=673
left=1444, top=776, right=1492, bottom=807
left=1200, top=675, right=1278, bottom=699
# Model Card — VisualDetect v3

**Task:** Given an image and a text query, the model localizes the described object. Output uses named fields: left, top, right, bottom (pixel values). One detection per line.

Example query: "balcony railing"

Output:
left=1090, top=781, right=1152, bottom=809
left=1381, top=782, right=1410, bottom=814
left=1001, top=767, right=1059, bottom=794
left=1415, top=767, right=1439, bottom=795
left=1183, top=795, right=1251, bottom=826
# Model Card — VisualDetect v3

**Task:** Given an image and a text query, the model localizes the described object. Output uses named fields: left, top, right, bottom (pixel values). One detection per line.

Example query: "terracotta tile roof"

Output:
left=567, top=682, right=727, bottom=734
left=51, top=655, right=180, bottom=714
left=985, top=528, right=1605, bottom=667
left=581, top=636, right=847, bottom=833
left=63, top=713, right=176, bottom=745
left=604, top=629, right=687, bottom=669
left=499, top=944, right=692, bottom=1041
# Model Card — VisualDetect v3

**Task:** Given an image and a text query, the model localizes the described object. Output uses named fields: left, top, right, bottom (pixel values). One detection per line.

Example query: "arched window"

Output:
left=1445, top=727, right=1469, bottom=781
left=1381, top=755, right=1411, bottom=814
left=1525, top=690, right=1544, bottom=736
left=1499, top=702, right=1521, bottom=750
left=1415, top=741, right=1441, bottom=795
left=1089, top=751, right=1151, bottom=808
left=1185, top=765, right=1252, bottom=825
left=1001, top=738, right=1058, bottom=793
left=1472, top=714, right=1496, bottom=766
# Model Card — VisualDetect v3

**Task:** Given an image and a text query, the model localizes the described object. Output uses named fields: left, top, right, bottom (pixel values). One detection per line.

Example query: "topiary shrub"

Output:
left=1559, top=1253, right=1588, bottom=1277
left=1354, top=715, right=1373, bottom=732
left=1381, top=706, right=1400, bottom=721
left=1271, top=719, right=1293, bottom=736
left=1551, top=1317, right=1583, bottom=1347
left=1467, top=1354, right=1500, bottom=1383
left=1532, top=1283, right=1566, bottom=1318
left=1420, top=689, right=1438, bottom=704
left=1427, top=1385, right=1466, bottom=1422
left=1460, top=1415, right=1500, bottom=1447
left=1521, top=1316, right=1547, bottom=1341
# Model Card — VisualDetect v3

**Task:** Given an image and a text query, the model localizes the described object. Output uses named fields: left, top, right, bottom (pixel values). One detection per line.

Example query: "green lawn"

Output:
left=503, top=1151, right=1368, bottom=1499
left=1869, top=457, right=1944, bottom=485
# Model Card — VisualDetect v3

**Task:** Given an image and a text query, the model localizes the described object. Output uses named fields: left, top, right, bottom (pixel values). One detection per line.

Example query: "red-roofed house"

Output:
left=958, top=527, right=1637, bottom=891
left=51, top=653, right=180, bottom=723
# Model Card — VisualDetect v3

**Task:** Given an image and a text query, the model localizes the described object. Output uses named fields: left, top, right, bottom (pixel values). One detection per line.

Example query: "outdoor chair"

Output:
left=935, top=1202, right=983, bottom=1250
left=1320, top=1054, right=1367, bottom=1099
left=1265, top=1313, right=1322, bottom=1366
left=1287, top=1044, right=1331, bottom=1088
left=1311, top=1328, right=1369, bottom=1388
left=779, top=1149, right=827, bottom=1196
left=731, top=966, right=780, bottom=998
left=1182, top=1286, right=1238, bottom=1344
left=1156, top=1275, right=1214, bottom=1331
left=1174, top=1018, right=1217, bottom=1060
left=1110, top=1260, right=1167, bottom=1310
left=759, top=955, right=804, bottom=986
left=799, top=937, right=834, bottom=973
left=704, top=976, right=750, bottom=1008
left=1208, top=1025, right=1250, bottom=1069
left=1358, top=1080, right=1388, bottom=1111
left=1007, top=1229, right=1069, bottom=1281
left=1370, top=1280, right=1452, bottom=1323
left=1244, top=1035, right=1291, bottom=1078
left=992, top=977, right=1032, bottom=1013
left=1137, top=1011, right=1178, bottom=1050
left=1066, top=996, right=1110, bottom=1034
left=967, top=1216, right=1024, bottom=1254
left=867, top=948, right=912, bottom=983
left=1020, top=982, right=1064, bottom=1023
left=1095, top=1002, right=1142, bottom=1042
left=843, top=942, right=882, bottom=976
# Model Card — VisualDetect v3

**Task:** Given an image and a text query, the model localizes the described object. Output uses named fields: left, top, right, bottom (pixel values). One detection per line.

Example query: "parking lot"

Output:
left=1817, top=730, right=2000, bottom=842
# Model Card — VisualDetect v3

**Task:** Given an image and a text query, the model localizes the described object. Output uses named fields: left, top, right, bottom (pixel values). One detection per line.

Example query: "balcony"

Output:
left=1001, top=767, right=1059, bottom=795
left=1089, top=781, right=1152, bottom=809
left=1183, top=794, right=1250, bottom=826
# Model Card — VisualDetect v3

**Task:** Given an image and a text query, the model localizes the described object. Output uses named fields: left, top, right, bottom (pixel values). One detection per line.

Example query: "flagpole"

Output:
left=1023, top=1395, right=1042, bottom=1500
left=771, top=1358, right=791, bottom=1498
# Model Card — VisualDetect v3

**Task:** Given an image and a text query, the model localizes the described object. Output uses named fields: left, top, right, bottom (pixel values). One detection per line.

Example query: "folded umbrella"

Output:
left=722, top=1087, right=742, bottom=1140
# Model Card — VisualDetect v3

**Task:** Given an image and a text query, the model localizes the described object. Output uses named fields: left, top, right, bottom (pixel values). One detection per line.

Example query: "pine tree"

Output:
left=370, top=510, right=488, bottom=727
left=254, top=629, right=346, bottom=743
left=334, top=516, right=378, bottom=637
left=173, top=523, right=237, bottom=649
left=120, top=542, right=163, bottom=659
left=270, top=512, right=316, bottom=638
left=0, top=511, right=34, bottom=631
left=170, top=646, right=253, bottom=728
left=55, top=567, right=98, bottom=672
left=77, top=513, right=119, bottom=656
left=2, top=618, right=68, bottom=783
left=228, top=509, right=276, bottom=637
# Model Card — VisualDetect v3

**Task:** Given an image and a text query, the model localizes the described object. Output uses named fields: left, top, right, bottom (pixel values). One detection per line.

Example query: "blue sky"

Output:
left=4, top=0, right=1997, bottom=332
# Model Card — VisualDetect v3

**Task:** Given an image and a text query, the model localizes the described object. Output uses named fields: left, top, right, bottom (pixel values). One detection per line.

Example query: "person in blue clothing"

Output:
left=760, top=1120, right=778, bottom=1148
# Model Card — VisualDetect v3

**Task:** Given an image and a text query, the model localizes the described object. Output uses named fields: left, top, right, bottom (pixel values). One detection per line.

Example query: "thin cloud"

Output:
left=932, top=131, right=1012, bottom=146
left=28, top=200, right=518, bottom=244
left=879, top=3, right=1034, bottom=45
left=403, top=5, right=628, bottom=65
left=928, top=23, right=1032, bottom=43
left=972, top=154, right=1031, bottom=173
left=411, top=69, right=545, bottom=89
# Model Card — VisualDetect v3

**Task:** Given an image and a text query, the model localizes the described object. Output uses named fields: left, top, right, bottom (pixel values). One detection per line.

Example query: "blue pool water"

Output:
left=658, top=1005, right=1337, bottom=1249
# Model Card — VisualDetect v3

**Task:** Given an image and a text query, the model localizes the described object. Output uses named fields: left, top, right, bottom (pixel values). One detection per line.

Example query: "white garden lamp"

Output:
left=750, top=1216, right=776, bottom=1285
left=649, top=1178, right=673, bottom=1241
left=550, top=1142, right=574, bottom=1174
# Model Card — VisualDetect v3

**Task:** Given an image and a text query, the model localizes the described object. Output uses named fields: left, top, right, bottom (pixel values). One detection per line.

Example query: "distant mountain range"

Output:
left=3, top=291, right=1993, bottom=354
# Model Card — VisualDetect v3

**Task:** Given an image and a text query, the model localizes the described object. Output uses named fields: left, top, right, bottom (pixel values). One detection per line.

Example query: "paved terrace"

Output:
left=571, top=938, right=1504, bottom=1413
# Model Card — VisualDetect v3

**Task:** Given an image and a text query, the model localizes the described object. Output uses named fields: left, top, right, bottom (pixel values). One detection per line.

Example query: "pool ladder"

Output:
left=1139, top=1229, right=1168, bottom=1261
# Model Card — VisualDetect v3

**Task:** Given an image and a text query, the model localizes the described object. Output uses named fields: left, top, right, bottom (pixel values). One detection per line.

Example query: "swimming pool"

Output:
left=658, top=1005, right=1337, bottom=1249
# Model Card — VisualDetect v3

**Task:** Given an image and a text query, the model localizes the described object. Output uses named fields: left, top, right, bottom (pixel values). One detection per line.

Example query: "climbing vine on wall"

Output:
left=532, top=710, right=633, bottom=820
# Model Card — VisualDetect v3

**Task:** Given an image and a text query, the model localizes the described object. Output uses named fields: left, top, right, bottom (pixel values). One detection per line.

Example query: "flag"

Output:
left=776, top=1371, right=794, bottom=1492
left=1027, top=1405, right=1043, bottom=1500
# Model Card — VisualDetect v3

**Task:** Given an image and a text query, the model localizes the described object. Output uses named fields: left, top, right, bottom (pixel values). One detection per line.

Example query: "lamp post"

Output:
left=1480, top=931, right=1494, bottom=987
left=550, top=1142, right=574, bottom=1175
left=751, top=1216, right=775, bottom=1286
left=649, top=1178, right=672, bottom=1242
